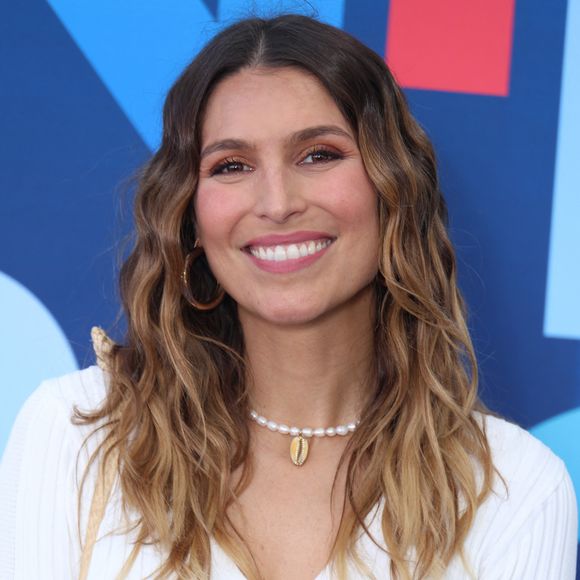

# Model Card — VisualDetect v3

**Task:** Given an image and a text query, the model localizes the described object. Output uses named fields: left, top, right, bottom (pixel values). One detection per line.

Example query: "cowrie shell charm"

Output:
left=290, top=435, right=309, bottom=466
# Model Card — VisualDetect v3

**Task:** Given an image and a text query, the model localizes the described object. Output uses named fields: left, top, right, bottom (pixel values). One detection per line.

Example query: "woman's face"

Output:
left=195, top=67, right=380, bottom=325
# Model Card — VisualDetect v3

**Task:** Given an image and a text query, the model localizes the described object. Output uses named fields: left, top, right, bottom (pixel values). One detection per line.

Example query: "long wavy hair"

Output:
left=75, top=14, right=496, bottom=580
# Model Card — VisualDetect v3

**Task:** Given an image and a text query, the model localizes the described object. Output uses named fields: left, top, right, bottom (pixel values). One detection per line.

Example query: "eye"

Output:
left=210, top=158, right=253, bottom=176
left=300, top=146, right=343, bottom=165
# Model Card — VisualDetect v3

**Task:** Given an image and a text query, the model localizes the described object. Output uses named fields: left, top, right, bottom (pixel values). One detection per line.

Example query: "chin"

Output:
left=247, top=297, right=329, bottom=326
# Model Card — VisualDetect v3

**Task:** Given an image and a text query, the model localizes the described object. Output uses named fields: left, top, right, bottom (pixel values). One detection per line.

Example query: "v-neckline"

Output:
left=210, top=538, right=331, bottom=579
left=209, top=499, right=384, bottom=579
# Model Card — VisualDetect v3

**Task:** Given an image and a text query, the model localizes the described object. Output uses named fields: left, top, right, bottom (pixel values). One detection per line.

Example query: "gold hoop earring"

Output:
left=181, top=242, right=225, bottom=311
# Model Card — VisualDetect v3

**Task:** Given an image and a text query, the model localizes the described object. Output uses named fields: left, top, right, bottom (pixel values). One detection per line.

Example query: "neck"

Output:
left=239, top=287, right=376, bottom=429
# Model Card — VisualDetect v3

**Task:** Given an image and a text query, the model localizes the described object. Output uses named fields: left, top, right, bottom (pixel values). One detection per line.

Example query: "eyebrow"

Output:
left=200, top=124, right=354, bottom=159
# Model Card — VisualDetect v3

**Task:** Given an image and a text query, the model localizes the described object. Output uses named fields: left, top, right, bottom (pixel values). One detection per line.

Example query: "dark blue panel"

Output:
left=0, top=0, right=148, bottom=366
left=344, top=0, right=390, bottom=58
left=403, top=0, right=580, bottom=426
left=201, top=0, right=219, bottom=19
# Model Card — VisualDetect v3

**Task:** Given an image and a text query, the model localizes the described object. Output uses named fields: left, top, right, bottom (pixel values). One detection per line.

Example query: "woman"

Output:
left=0, top=13, right=576, bottom=580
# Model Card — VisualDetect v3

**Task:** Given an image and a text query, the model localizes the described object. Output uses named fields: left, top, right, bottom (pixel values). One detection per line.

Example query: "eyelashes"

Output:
left=209, top=146, right=344, bottom=177
left=299, top=146, right=343, bottom=165
left=210, top=158, right=250, bottom=176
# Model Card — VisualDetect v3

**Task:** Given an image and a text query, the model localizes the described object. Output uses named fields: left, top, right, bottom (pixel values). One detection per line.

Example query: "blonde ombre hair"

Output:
left=75, top=14, right=496, bottom=579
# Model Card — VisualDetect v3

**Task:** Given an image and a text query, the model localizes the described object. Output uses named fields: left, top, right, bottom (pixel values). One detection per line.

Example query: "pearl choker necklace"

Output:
left=249, top=409, right=360, bottom=466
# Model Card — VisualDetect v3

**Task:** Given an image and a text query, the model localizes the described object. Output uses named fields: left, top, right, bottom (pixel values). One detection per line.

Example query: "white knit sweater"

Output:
left=0, top=366, right=577, bottom=579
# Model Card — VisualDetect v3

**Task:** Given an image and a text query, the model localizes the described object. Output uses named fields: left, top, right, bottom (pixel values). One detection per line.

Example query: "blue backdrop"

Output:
left=1, top=0, right=579, bottom=569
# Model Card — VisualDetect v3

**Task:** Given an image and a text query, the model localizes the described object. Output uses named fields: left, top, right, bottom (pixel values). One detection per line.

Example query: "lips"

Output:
left=242, top=231, right=335, bottom=273
left=248, top=239, right=333, bottom=262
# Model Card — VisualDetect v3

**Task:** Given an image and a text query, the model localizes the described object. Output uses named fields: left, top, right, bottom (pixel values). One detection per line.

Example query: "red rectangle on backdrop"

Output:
left=385, top=0, right=516, bottom=96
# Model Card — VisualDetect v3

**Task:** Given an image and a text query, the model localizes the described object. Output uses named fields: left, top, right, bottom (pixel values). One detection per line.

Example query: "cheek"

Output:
left=330, top=171, right=380, bottom=277
left=194, top=185, right=243, bottom=245
left=328, top=171, right=379, bottom=230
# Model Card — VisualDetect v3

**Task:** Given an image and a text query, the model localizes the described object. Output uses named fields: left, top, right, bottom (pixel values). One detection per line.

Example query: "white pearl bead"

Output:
left=249, top=409, right=359, bottom=440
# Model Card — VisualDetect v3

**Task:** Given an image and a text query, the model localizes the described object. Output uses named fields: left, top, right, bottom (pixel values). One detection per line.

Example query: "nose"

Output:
left=253, top=166, right=307, bottom=223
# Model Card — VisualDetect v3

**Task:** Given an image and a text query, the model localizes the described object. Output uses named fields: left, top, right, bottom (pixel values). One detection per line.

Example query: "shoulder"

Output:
left=478, top=412, right=575, bottom=531
left=25, top=364, right=109, bottom=416
left=463, top=413, right=578, bottom=577
left=1, top=365, right=111, bottom=491
left=3, top=365, right=109, bottom=463
left=481, top=413, right=567, bottom=494
left=482, top=415, right=569, bottom=509
left=0, top=366, right=111, bottom=578
left=12, top=365, right=112, bottom=478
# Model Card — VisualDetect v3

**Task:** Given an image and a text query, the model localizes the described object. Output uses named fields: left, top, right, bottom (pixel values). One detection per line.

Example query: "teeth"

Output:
left=287, top=244, right=300, bottom=259
left=249, top=239, right=332, bottom=262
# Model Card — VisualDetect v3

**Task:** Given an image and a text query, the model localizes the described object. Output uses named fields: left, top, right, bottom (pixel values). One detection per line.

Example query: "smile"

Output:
left=243, top=236, right=335, bottom=274
left=247, top=239, right=333, bottom=262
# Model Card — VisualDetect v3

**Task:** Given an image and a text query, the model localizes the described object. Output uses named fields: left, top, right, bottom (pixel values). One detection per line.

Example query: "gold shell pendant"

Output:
left=290, top=435, right=309, bottom=466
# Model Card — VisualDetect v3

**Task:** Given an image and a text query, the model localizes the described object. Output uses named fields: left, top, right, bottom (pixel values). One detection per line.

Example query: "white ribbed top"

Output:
left=0, top=366, right=577, bottom=579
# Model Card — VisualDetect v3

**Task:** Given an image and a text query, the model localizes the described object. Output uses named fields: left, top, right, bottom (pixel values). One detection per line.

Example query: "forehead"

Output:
left=201, top=67, right=350, bottom=144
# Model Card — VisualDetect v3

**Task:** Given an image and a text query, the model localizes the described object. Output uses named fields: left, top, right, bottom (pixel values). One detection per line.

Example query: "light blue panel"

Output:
left=46, top=0, right=213, bottom=151
left=217, top=0, right=345, bottom=28
left=544, top=0, right=580, bottom=340
left=532, top=407, right=580, bottom=541
left=45, top=0, right=345, bottom=151
left=0, top=272, right=78, bottom=455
